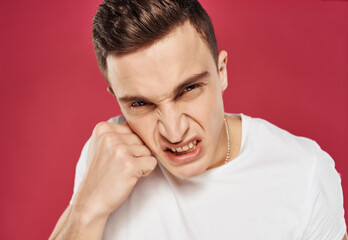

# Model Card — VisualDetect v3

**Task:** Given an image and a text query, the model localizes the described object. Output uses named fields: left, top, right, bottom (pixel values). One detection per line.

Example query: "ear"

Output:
left=218, top=50, right=228, bottom=91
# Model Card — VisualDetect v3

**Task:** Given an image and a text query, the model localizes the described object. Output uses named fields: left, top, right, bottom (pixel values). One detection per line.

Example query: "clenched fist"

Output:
left=73, top=121, right=157, bottom=220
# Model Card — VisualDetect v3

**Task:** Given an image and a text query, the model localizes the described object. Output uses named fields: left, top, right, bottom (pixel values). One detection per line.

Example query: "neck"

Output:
left=208, top=114, right=230, bottom=169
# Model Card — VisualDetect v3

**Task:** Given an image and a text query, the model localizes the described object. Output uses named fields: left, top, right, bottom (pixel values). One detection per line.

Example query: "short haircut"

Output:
left=92, top=0, right=219, bottom=81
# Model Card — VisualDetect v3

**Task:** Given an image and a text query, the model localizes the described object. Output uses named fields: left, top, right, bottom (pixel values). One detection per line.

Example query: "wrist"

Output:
left=70, top=202, right=109, bottom=232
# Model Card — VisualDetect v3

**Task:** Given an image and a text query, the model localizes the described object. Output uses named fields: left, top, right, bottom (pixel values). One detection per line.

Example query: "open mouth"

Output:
left=163, top=138, right=203, bottom=164
left=166, top=140, right=199, bottom=155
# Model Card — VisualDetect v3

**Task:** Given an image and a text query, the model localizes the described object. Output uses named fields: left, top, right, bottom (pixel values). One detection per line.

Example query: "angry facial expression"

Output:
left=106, top=21, right=229, bottom=178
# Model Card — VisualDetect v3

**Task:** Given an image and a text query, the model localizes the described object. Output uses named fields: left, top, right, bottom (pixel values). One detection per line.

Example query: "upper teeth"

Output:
left=170, top=140, right=197, bottom=153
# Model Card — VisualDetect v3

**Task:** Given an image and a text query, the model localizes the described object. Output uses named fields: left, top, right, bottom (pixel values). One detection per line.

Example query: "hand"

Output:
left=73, top=121, right=157, bottom=220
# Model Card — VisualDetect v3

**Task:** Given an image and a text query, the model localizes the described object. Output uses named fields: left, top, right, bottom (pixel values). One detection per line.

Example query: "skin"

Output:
left=49, top=21, right=346, bottom=240
left=50, top=21, right=238, bottom=239
left=107, top=21, right=233, bottom=178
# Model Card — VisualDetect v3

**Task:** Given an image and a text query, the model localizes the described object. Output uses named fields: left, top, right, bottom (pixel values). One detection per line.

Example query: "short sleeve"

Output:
left=302, top=148, right=346, bottom=239
left=69, top=138, right=90, bottom=205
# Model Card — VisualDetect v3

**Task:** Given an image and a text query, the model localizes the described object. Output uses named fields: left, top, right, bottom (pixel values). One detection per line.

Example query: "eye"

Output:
left=185, top=84, right=198, bottom=92
left=130, top=101, right=148, bottom=108
left=178, top=83, right=202, bottom=98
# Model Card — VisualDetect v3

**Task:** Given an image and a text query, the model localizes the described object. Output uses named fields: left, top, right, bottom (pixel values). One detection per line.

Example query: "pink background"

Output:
left=1, top=0, right=347, bottom=239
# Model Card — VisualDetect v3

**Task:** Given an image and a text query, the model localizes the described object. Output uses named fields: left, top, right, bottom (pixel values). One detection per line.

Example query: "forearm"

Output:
left=50, top=121, right=156, bottom=239
left=50, top=204, right=108, bottom=240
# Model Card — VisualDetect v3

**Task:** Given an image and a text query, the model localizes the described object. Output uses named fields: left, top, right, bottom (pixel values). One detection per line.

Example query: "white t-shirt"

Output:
left=70, top=114, right=346, bottom=240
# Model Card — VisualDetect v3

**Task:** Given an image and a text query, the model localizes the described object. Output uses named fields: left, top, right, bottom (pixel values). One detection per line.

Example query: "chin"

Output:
left=162, top=159, right=209, bottom=179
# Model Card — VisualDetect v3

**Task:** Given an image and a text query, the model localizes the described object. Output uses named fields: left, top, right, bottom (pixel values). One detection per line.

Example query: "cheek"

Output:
left=126, top=115, right=158, bottom=147
left=181, top=82, right=223, bottom=126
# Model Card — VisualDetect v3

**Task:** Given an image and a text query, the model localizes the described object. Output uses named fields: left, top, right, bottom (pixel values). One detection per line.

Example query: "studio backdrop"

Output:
left=0, top=0, right=347, bottom=239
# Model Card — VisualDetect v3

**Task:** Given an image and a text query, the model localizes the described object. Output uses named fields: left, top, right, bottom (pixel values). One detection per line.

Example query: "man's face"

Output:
left=106, top=22, right=228, bottom=178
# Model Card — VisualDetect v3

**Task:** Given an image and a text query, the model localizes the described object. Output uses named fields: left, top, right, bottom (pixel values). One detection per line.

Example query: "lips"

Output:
left=164, top=139, right=202, bottom=164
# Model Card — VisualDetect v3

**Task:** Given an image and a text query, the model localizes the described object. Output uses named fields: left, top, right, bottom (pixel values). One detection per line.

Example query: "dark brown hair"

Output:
left=92, top=0, right=218, bottom=80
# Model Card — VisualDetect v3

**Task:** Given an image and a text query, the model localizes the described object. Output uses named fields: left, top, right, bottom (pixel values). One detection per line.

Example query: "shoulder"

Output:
left=238, top=114, right=340, bottom=201
left=241, top=114, right=345, bottom=237
left=244, top=114, right=323, bottom=158
left=107, top=115, right=126, bottom=124
left=245, top=115, right=341, bottom=179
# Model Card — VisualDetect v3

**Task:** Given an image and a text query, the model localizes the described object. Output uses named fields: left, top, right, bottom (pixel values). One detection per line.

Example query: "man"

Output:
left=50, top=0, right=346, bottom=239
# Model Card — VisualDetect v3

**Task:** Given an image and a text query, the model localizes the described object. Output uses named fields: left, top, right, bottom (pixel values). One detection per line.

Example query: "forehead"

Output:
left=106, top=21, right=216, bottom=101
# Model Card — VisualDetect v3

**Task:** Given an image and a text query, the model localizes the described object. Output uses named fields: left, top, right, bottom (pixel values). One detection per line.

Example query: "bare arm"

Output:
left=49, top=122, right=157, bottom=239
left=49, top=204, right=108, bottom=240
left=49, top=205, right=71, bottom=239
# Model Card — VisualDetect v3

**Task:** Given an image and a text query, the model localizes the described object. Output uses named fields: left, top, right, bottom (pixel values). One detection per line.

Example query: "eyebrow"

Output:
left=173, top=71, right=209, bottom=98
left=118, top=71, right=209, bottom=104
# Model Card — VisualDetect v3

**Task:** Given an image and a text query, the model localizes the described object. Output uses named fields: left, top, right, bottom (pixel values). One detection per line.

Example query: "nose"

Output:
left=158, top=103, right=189, bottom=143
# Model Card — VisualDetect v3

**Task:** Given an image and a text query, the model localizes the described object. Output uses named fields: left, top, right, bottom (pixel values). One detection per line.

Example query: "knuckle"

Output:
left=145, top=147, right=153, bottom=156
left=99, top=132, right=116, bottom=145
left=122, top=157, right=136, bottom=172
left=149, top=157, right=157, bottom=168
left=115, top=144, right=128, bottom=156
left=93, top=121, right=111, bottom=136
left=137, top=169, right=146, bottom=178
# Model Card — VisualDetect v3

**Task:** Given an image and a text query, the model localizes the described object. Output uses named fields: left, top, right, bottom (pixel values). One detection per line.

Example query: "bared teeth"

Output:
left=169, top=140, right=198, bottom=153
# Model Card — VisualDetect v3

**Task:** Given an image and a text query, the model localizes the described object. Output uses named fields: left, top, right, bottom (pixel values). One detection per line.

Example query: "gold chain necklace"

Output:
left=224, top=116, right=231, bottom=164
